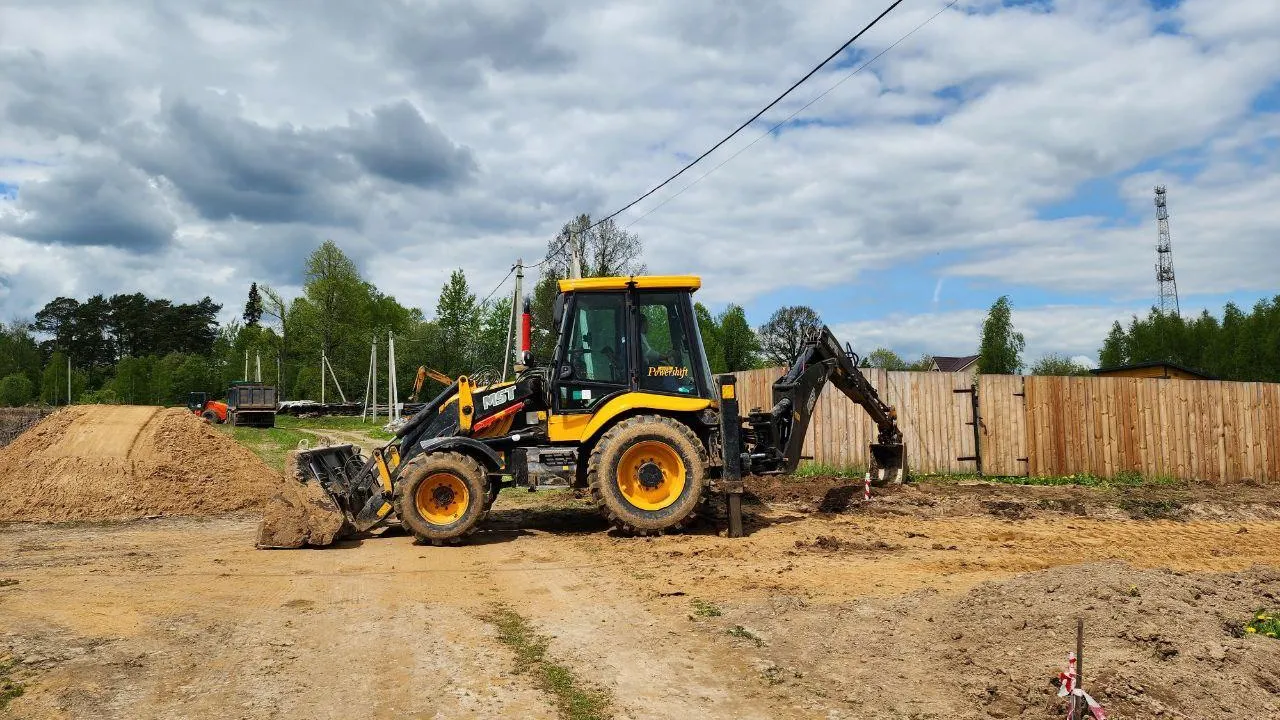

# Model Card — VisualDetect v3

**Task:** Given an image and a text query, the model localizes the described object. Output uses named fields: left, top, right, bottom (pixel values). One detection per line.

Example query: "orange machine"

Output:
left=187, top=392, right=228, bottom=423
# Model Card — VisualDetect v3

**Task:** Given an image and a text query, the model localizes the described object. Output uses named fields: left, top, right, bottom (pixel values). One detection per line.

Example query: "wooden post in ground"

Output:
left=1075, top=617, right=1085, bottom=720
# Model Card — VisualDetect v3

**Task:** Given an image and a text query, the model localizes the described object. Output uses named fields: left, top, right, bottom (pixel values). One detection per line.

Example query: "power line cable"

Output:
left=623, top=0, right=959, bottom=231
left=531, top=0, right=910, bottom=269
left=478, top=264, right=518, bottom=307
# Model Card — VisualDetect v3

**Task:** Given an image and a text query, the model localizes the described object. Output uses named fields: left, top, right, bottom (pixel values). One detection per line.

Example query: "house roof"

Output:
left=932, top=355, right=980, bottom=372
left=1090, top=360, right=1215, bottom=379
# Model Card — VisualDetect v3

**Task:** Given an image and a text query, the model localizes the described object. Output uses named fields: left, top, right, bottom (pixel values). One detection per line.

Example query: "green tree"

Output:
left=977, top=296, right=1025, bottom=374
left=0, top=321, right=42, bottom=386
left=694, top=303, right=725, bottom=373
left=40, top=351, right=87, bottom=405
left=107, top=356, right=157, bottom=405
left=472, top=297, right=514, bottom=377
left=1092, top=298, right=1280, bottom=382
left=290, top=240, right=378, bottom=396
left=435, top=269, right=479, bottom=377
left=908, top=354, right=935, bottom=371
left=0, top=373, right=34, bottom=407
left=244, top=282, right=263, bottom=326
left=866, top=347, right=908, bottom=370
left=1099, top=321, right=1127, bottom=368
left=531, top=214, right=646, bottom=361
left=758, top=306, right=822, bottom=367
left=1028, top=353, right=1090, bottom=376
left=717, top=305, right=759, bottom=372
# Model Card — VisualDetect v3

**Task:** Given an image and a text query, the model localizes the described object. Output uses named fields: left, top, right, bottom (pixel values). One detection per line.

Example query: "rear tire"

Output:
left=394, top=452, right=488, bottom=545
left=588, top=415, right=706, bottom=535
left=200, top=410, right=217, bottom=423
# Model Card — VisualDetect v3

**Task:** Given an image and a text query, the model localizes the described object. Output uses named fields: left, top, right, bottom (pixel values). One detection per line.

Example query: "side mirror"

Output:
left=558, top=363, right=574, bottom=381
left=552, top=293, right=565, bottom=334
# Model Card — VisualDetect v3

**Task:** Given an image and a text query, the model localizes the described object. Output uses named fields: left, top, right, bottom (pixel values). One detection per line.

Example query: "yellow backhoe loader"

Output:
left=269, top=275, right=905, bottom=546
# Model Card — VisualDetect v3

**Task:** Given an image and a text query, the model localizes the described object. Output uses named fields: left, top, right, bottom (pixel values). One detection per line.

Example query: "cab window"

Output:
left=637, top=293, right=699, bottom=395
left=559, top=292, right=628, bottom=410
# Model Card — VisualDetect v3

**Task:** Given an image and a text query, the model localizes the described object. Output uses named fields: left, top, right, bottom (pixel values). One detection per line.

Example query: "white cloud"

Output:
left=0, top=0, right=1275, bottom=334
left=832, top=304, right=1147, bottom=366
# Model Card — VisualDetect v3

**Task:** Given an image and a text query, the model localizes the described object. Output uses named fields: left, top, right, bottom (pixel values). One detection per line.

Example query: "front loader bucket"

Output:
left=255, top=445, right=391, bottom=549
left=868, top=442, right=907, bottom=487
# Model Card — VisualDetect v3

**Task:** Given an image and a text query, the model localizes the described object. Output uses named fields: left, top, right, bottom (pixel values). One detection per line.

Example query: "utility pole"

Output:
left=388, top=331, right=398, bottom=422
left=504, top=260, right=522, bottom=380
left=244, top=349, right=249, bottom=382
left=255, top=352, right=262, bottom=383
left=320, top=352, right=325, bottom=405
left=569, top=231, right=583, bottom=280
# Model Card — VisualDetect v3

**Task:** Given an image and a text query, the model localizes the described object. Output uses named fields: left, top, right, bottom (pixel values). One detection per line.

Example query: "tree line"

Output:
left=2, top=225, right=1275, bottom=408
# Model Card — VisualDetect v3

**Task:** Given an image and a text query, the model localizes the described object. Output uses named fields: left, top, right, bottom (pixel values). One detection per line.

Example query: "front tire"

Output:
left=394, top=452, right=488, bottom=545
left=588, top=415, right=706, bottom=535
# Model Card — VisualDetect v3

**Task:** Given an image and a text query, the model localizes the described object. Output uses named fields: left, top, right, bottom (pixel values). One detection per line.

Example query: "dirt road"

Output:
left=3, top=487, right=1279, bottom=719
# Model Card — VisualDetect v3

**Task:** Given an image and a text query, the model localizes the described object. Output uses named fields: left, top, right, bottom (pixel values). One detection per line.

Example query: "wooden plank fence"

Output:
left=732, top=368, right=978, bottom=474
left=729, top=368, right=1280, bottom=483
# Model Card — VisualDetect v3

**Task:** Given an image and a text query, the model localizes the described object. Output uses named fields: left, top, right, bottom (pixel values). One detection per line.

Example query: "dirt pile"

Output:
left=733, top=561, right=1280, bottom=719
left=0, top=405, right=280, bottom=522
left=255, top=451, right=347, bottom=549
left=947, top=563, right=1280, bottom=719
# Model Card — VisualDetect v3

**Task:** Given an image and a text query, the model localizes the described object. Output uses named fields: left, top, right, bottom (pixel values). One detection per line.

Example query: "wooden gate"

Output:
left=977, top=374, right=1028, bottom=477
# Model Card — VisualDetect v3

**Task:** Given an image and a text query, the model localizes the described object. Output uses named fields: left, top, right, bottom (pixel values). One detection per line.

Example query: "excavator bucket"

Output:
left=255, top=445, right=393, bottom=549
left=868, top=442, right=907, bottom=486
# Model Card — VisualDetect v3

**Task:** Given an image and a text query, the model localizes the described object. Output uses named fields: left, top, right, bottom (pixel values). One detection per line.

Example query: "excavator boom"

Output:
left=743, top=325, right=906, bottom=483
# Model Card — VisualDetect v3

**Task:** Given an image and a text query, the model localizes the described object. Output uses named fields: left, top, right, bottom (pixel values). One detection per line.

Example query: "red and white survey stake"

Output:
left=863, top=471, right=871, bottom=501
left=1058, top=652, right=1107, bottom=720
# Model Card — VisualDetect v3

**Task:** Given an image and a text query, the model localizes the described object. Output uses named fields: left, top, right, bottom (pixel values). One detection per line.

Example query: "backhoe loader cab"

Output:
left=278, top=275, right=906, bottom=548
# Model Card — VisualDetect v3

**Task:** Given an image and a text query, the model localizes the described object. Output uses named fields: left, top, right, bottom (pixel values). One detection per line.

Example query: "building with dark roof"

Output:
left=1090, top=361, right=1214, bottom=380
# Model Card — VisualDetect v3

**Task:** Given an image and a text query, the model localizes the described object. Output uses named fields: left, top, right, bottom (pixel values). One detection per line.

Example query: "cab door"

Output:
left=553, top=291, right=631, bottom=413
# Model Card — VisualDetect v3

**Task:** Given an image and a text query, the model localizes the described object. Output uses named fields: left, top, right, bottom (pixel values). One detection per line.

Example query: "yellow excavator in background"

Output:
left=281, top=275, right=905, bottom=546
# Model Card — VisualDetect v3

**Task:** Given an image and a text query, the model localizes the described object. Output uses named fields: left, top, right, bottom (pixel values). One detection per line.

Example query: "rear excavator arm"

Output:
left=742, top=325, right=907, bottom=483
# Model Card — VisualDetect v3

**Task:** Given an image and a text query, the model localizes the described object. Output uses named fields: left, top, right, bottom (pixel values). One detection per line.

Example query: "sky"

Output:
left=1, top=0, right=1277, bottom=368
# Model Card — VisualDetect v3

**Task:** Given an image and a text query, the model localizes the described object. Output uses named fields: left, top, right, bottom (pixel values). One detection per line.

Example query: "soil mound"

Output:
left=945, top=562, right=1280, bottom=719
left=255, top=451, right=347, bottom=549
left=0, top=405, right=280, bottom=522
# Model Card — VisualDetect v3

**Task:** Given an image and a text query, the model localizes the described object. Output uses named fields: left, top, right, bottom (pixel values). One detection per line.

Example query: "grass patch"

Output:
left=1245, top=610, right=1280, bottom=639
left=690, top=598, right=722, bottom=618
left=486, top=606, right=612, bottom=720
left=275, top=415, right=395, bottom=440
left=217, top=425, right=313, bottom=472
left=1117, top=498, right=1185, bottom=520
left=0, top=657, right=24, bottom=710
left=793, top=463, right=865, bottom=479
left=727, top=625, right=764, bottom=647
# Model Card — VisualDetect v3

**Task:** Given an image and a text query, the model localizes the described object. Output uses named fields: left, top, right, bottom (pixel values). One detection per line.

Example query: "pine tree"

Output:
left=244, top=282, right=263, bottom=326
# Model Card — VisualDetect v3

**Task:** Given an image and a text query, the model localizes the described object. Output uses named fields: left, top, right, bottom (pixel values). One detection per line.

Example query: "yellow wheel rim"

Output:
left=415, top=472, right=470, bottom=526
left=617, top=441, right=686, bottom=511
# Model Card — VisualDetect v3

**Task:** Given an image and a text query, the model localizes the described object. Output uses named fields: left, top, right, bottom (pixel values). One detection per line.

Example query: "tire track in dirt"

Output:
left=124, top=407, right=164, bottom=460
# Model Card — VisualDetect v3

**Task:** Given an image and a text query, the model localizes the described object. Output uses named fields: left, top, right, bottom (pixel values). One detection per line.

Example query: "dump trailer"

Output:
left=262, top=275, right=905, bottom=547
left=228, top=383, right=278, bottom=428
